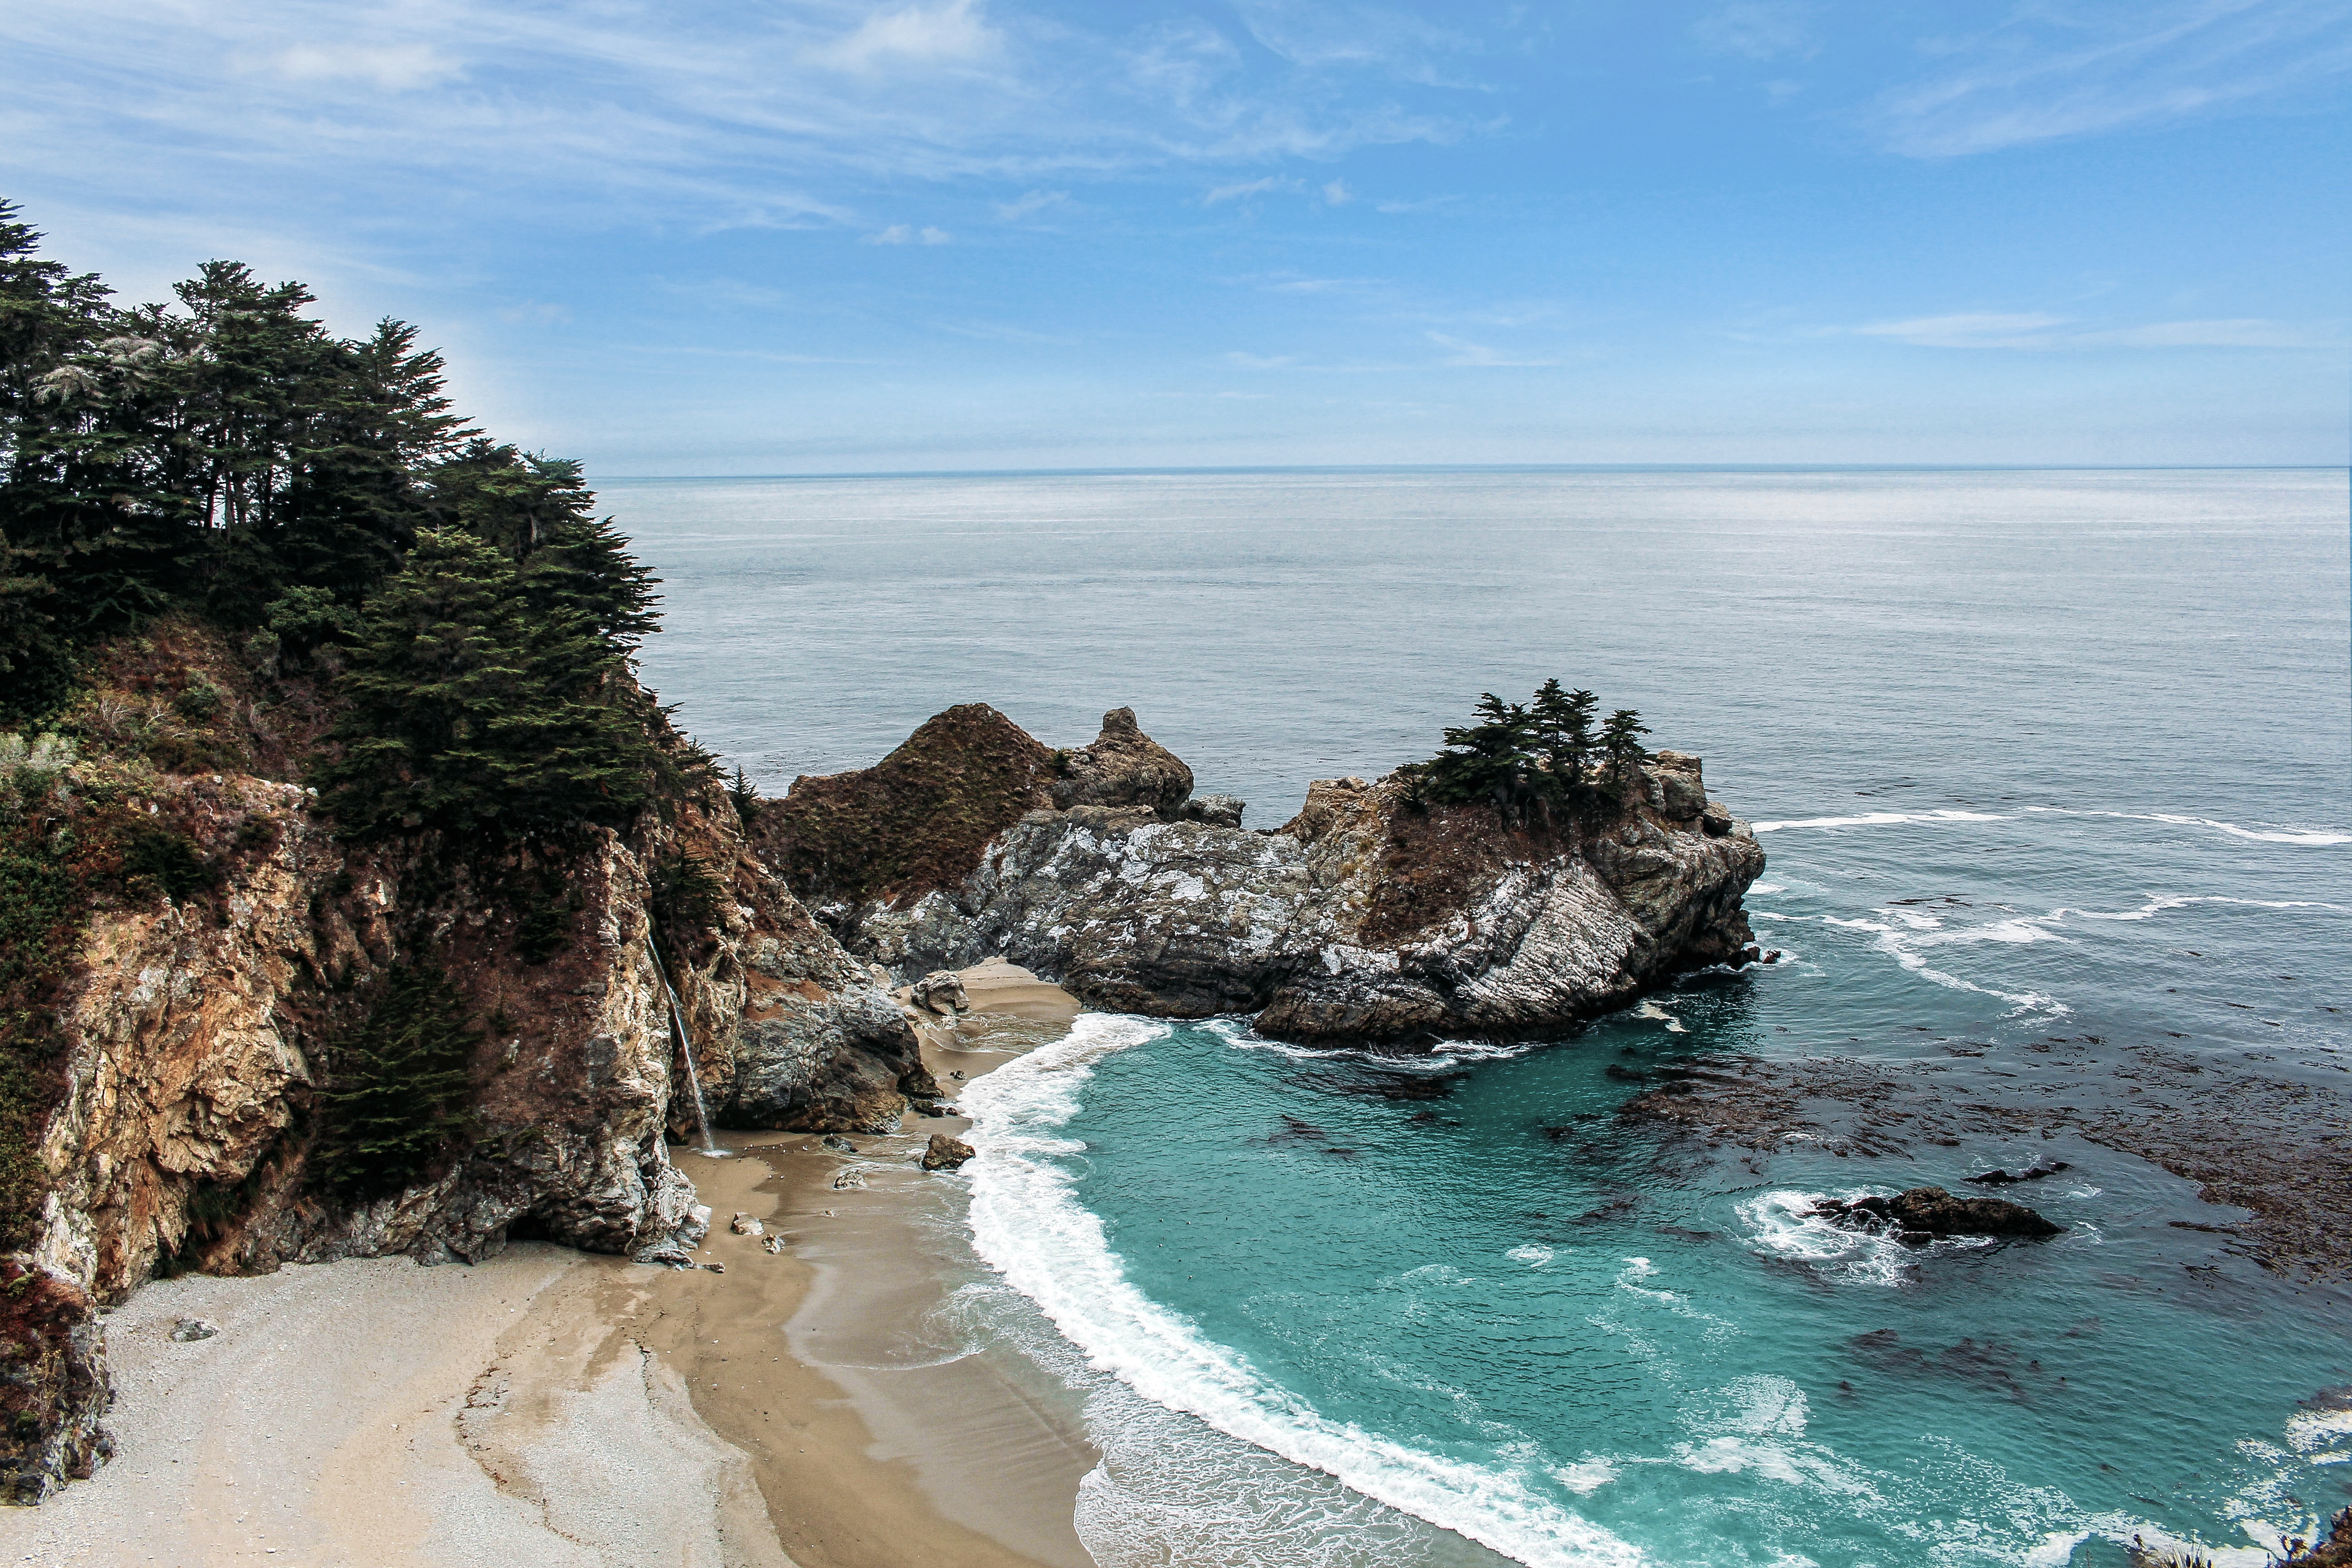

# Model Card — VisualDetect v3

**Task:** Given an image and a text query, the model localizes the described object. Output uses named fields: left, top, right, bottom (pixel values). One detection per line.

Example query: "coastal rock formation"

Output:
left=1810, top=1187, right=2063, bottom=1241
left=781, top=709, right=1765, bottom=1045
left=921, top=1134, right=975, bottom=1171
left=1047, top=707, right=1193, bottom=817
left=2, top=628, right=924, bottom=1499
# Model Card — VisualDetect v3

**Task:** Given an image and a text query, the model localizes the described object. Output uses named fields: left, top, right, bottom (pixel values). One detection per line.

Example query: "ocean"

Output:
left=611, top=468, right=2352, bottom=1568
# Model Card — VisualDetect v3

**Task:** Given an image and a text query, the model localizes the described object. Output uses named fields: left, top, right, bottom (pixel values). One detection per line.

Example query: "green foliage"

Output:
left=1600, top=708, right=1652, bottom=783
left=0, top=823, right=80, bottom=1250
left=312, top=529, right=655, bottom=842
left=0, top=199, right=665, bottom=752
left=312, top=963, right=479, bottom=1199
left=651, top=851, right=727, bottom=940
left=1404, top=682, right=1649, bottom=819
left=117, top=818, right=212, bottom=902
left=727, top=765, right=761, bottom=824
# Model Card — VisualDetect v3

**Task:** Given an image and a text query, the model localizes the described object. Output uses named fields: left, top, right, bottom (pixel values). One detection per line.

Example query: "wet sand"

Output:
left=0, top=960, right=1098, bottom=1568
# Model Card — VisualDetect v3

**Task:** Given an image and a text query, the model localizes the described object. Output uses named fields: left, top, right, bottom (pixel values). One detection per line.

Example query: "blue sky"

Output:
left=6, top=0, right=2349, bottom=470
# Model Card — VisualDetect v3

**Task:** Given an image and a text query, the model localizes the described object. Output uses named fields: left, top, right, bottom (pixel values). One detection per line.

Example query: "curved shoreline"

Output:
left=0, top=964, right=1100, bottom=1568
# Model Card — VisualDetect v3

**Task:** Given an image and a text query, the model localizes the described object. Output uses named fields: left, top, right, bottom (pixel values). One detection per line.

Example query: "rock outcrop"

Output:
left=1, top=625, right=926, bottom=1499
left=1810, top=1187, right=2063, bottom=1241
left=789, top=710, right=1765, bottom=1046
left=1048, top=707, right=1193, bottom=817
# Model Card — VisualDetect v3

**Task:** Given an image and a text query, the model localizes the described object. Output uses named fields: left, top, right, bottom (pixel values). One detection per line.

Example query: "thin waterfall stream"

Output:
left=650, top=934, right=725, bottom=1158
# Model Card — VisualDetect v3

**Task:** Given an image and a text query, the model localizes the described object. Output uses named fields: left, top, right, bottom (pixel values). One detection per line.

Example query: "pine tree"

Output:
left=313, top=963, right=479, bottom=1198
left=1529, top=680, right=1599, bottom=795
left=1416, top=691, right=1536, bottom=810
left=313, top=528, right=653, bottom=840
left=1601, top=708, right=1651, bottom=787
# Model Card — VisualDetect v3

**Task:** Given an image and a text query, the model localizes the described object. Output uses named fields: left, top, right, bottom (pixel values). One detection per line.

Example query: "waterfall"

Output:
left=650, top=934, right=725, bottom=1158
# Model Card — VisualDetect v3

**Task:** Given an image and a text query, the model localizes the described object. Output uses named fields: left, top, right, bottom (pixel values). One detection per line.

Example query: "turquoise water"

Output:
left=610, top=469, right=2352, bottom=1567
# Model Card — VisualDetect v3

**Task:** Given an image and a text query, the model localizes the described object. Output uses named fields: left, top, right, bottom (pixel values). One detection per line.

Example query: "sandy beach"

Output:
left=0, top=962, right=1097, bottom=1568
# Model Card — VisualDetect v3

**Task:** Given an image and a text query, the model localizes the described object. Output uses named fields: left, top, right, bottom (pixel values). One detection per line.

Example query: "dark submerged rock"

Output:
left=1812, top=1186, right=2062, bottom=1242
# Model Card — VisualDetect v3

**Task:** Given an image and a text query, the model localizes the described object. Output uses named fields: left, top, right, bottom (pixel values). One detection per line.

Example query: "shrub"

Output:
left=311, top=962, right=479, bottom=1199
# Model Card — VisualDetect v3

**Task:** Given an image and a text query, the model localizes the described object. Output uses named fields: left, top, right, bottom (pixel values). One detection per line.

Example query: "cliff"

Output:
left=779, top=709, right=1767, bottom=1045
left=0, top=619, right=926, bottom=1501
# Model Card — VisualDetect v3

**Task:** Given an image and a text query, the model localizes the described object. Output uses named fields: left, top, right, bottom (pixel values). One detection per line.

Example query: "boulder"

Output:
left=911, top=970, right=970, bottom=1015
left=728, top=1213, right=764, bottom=1237
left=1051, top=708, right=1194, bottom=818
left=1645, top=754, right=1709, bottom=821
left=921, top=1134, right=976, bottom=1171
left=1964, top=1160, right=2070, bottom=1186
left=1181, top=794, right=1247, bottom=828
left=1812, top=1186, right=2062, bottom=1241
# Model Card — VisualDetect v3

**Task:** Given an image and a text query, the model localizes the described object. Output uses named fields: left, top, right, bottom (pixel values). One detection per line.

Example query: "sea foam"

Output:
left=960, top=1014, right=1651, bottom=1568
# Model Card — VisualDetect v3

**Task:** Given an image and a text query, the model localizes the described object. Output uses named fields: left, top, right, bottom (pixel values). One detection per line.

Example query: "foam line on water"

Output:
left=1819, top=915, right=2068, bottom=1016
left=960, top=1014, right=1650, bottom=1568
left=2025, top=806, right=2352, bottom=847
left=1752, top=809, right=2010, bottom=832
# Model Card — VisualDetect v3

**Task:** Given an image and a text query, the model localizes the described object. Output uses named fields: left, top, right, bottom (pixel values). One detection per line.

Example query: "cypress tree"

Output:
left=313, top=963, right=478, bottom=1198
left=1601, top=708, right=1651, bottom=787
left=313, top=528, right=653, bottom=841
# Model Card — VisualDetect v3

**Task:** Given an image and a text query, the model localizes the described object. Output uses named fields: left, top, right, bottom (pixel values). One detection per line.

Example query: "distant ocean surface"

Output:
left=610, top=469, right=2352, bottom=1568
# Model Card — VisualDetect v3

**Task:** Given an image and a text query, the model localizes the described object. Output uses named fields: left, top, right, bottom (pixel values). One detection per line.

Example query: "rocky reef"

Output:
left=0, top=622, right=926, bottom=1501
left=774, top=707, right=1768, bottom=1045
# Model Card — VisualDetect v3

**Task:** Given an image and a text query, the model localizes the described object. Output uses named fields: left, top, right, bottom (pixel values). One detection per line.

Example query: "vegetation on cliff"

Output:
left=1401, top=680, right=1651, bottom=820
left=0, top=197, right=685, bottom=1253
left=312, top=963, right=480, bottom=1199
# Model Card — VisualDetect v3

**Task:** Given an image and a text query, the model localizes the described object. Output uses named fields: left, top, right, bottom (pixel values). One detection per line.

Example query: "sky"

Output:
left=5, top=0, right=2350, bottom=471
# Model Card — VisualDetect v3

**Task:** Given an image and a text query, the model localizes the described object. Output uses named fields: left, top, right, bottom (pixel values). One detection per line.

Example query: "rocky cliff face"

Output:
left=793, top=713, right=1766, bottom=1046
left=0, top=623, right=925, bottom=1501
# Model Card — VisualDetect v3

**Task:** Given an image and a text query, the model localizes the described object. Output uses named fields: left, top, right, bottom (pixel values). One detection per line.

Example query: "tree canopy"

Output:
left=0, top=198, right=666, bottom=843
left=1404, top=681, right=1651, bottom=819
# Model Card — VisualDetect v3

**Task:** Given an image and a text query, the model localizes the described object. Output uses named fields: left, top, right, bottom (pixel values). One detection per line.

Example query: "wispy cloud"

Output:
left=811, top=0, right=1000, bottom=73
left=864, top=224, right=954, bottom=245
left=994, top=188, right=1068, bottom=220
left=270, top=41, right=462, bottom=90
left=1426, top=330, right=1558, bottom=367
left=1849, top=312, right=2344, bottom=349
left=1870, top=0, right=2352, bottom=157
left=1691, top=2, right=1819, bottom=63
left=1321, top=178, right=1354, bottom=205
left=1204, top=176, right=1302, bottom=205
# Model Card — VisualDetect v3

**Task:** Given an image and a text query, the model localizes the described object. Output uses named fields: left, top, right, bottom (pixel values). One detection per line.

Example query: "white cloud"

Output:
left=994, top=189, right=1068, bottom=220
left=1322, top=178, right=1353, bottom=204
left=1853, top=313, right=2073, bottom=348
left=271, top=41, right=462, bottom=90
left=1426, top=330, right=1557, bottom=367
left=1872, top=0, right=2352, bottom=157
left=1205, top=176, right=1299, bottom=205
left=862, top=223, right=952, bottom=244
left=1691, top=2, right=1819, bottom=63
left=1226, top=351, right=1298, bottom=368
left=1850, top=312, right=2343, bottom=349
left=813, top=0, right=999, bottom=73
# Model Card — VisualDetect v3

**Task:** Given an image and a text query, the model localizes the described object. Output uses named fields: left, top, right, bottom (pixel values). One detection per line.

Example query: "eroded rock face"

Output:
left=1049, top=707, right=1194, bottom=818
left=10, top=681, right=923, bottom=1500
left=818, top=718, right=1765, bottom=1045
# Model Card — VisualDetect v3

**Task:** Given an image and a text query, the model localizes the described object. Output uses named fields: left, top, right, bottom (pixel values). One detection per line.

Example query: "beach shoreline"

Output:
left=0, top=962, right=1098, bottom=1568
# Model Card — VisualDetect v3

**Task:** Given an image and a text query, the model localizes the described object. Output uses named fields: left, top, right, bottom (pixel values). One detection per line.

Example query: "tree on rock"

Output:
left=1601, top=709, right=1651, bottom=790
left=1530, top=680, right=1597, bottom=793
left=313, top=528, right=653, bottom=840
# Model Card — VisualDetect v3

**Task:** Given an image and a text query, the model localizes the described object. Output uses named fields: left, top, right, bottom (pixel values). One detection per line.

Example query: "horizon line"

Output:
left=586, top=461, right=2352, bottom=482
